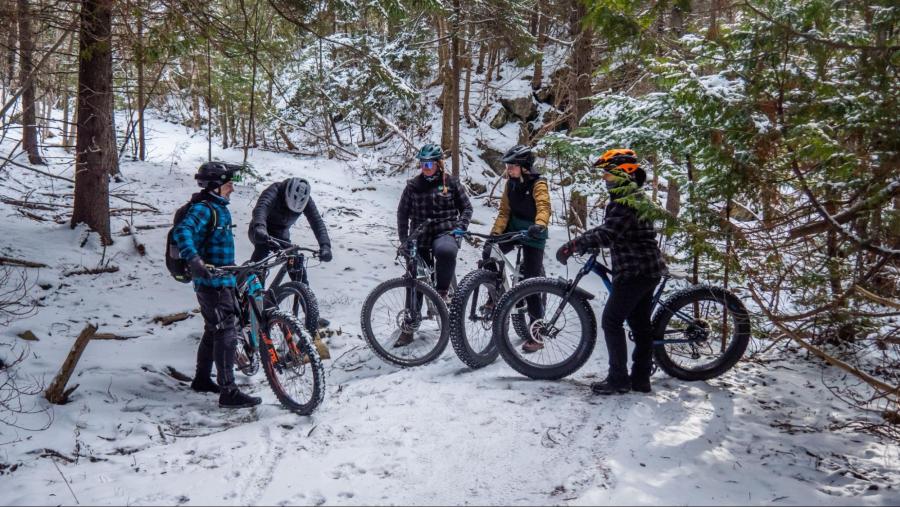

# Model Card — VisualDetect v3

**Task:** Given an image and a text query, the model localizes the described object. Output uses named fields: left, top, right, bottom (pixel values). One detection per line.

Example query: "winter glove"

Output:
left=188, top=255, right=212, bottom=280
left=528, top=224, right=547, bottom=239
left=555, top=240, right=584, bottom=265
left=319, top=245, right=333, bottom=262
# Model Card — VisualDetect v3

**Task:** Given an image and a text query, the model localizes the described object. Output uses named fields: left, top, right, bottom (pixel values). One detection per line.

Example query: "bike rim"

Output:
left=368, top=283, right=445, bottom=363
left=662, top=296, right=742, bottom=372
left=500, top=287, right=584, bottom=370
left=265, top=319, right=317, bottom=407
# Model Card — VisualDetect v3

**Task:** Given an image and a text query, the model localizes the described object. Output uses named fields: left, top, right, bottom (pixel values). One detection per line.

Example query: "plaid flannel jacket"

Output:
left=172, top=192, right=236, bottom=290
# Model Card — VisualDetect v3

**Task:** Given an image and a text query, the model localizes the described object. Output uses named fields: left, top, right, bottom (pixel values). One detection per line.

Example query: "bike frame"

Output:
left=545, top=253, right=704, bottom=346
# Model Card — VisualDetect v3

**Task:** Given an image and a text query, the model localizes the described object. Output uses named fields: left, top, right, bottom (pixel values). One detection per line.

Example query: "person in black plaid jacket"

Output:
left=394, top=144, right=473, bottom=347
left=556, top=149, right=667, bottom=395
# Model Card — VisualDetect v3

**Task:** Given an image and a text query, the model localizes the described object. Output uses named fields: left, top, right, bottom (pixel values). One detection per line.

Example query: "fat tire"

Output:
left=492, top=277, right=597, bottom=380
left=651, top=285, right=751, bottom=381
left=448, top=269, right=502, bottom=369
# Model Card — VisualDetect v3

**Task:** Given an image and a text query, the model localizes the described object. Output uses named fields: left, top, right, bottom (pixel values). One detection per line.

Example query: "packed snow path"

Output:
left=1, top=118, right=897, bottom=505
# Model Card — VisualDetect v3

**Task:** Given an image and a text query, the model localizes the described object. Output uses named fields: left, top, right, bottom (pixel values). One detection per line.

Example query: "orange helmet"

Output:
left=593, top=148, right=640, bottom=175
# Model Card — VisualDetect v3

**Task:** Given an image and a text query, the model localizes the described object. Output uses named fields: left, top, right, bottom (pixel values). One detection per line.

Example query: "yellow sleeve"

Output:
left=532, top=180, right=551, bottom=227
left=491, top=188, right=511, bottom=235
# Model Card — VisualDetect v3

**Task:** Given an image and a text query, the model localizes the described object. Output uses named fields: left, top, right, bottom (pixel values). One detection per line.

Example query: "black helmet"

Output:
left=284, top=177, right=311, bottom=213
left=416, top=143, right=444, bottom=162
left=501, top=144, right=535, bottom=171
left=195, top=161, right=241, bottom=190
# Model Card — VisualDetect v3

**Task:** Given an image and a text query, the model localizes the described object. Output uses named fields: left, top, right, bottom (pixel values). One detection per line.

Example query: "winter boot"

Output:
left=218, top=387, right=262, bottom=409
left=190, top=375, right=220, bottom=394
left=630, top=375, right=652, bottom=393
left=521, top=338, right=544, bottom=353
left=393, top=331, right=414, bottom=348
left=591, top=375, right=631, bottom=395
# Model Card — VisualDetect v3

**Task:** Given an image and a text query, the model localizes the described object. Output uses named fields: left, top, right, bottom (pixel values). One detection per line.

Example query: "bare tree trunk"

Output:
left=569, top=0, right=593, bottom=128
left=671, top=1, right=687, bottom=36
left=531, top=8, right=549, bottom=90
left=449, top=0, right=461, bottom=176
left=707, top=0, right=721, bottom=40
left=190, top=59, right=201, bottom=131
left=17, top=0, right=43, bottom=164
left=71, top=0, right=116, bottom=245
left=462, top=24, right=474, bottom=127
left=475, top=39, right=486, bottom=74
left=136, top=2, right=146, bottom=161
left=61, top=32, right=74, bottom=149
left=4, top=6, right=15, bottom=89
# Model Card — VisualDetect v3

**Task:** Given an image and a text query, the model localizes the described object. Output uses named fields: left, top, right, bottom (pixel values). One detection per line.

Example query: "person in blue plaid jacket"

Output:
left=172, top=162, right=261, bottom=409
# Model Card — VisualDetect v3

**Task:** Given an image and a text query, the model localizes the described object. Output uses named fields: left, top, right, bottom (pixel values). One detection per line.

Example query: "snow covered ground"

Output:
left=1, top=114, right=898, bottom=506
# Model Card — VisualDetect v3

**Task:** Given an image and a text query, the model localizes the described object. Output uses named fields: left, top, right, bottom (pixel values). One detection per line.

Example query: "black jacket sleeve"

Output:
left=577, top=203, right=631, bottom=249
left=248, top=183, right=279, bottom=245
left=453, top=178, right=473, bottom=230
left=302, top=197, right=331, bottom=248
left=397, top=184, right=411, bottom=242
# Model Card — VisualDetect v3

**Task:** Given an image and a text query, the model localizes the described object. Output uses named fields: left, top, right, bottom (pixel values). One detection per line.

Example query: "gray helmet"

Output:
left=284, top=178, right=311, bottom=213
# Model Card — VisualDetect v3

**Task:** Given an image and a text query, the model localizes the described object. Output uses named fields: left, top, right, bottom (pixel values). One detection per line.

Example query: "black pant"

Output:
left=196, top=286, right=239, bottom=388
left=429, top=234, right=459, bottom=292
left=601, top=275, right=661, bottom=381
left=499, top=242, right=545, bottom=320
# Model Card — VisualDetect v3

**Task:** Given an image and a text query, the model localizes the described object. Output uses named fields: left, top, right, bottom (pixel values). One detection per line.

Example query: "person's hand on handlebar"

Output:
left=188, top=255, right=212, bottom=280
left=319, top=244, right=333, bottom=262
left=528, top=224, right=546, bottom=239
left=266, top=236, right=287, bottom=251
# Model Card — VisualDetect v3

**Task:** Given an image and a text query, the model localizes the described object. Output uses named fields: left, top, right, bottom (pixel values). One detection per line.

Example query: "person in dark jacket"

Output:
left=556, top=149, right=667, bottom=395
left=486, top=145, right=551, bottom=353
left=394, top=143, right=473, bottom=346
left=173, top=161, right=261, bottom=409
left=248, top=177, right=332, bottom=266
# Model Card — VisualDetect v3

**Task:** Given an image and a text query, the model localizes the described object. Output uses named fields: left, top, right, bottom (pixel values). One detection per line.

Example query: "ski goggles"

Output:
left=420, top=161, right=438, bottom=171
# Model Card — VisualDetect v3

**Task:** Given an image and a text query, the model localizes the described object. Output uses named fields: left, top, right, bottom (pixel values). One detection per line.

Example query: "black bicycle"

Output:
left=447, top=229, right=542, bottom=369
left=491, top=251, right=751, bottom=381
left=266, top=239, right=321, bottom=338
left=211, top=246, right=325, bottom=415
left=360, top=220, right=451, bottom=367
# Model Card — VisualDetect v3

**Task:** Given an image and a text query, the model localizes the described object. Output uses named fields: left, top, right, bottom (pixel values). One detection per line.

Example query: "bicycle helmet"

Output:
left=501, top=144, right=536, bottom=171
left=416, top=143, right=444, bottom=162
left=283, top=177, right=311, bottom=213
left=196, top=161, right=241, bottom=190
left=593, top=149, right=639, bottom=175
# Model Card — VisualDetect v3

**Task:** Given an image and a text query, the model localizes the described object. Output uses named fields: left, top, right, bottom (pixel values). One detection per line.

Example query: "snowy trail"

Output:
left=2, top=116, right=898, bottom=505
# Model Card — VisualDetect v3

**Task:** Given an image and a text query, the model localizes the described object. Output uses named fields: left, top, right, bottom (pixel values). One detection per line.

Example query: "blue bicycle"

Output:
left=490, top=250, right=751, bottom=381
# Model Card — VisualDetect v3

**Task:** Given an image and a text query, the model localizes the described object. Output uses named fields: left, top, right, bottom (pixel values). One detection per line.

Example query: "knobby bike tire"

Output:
left=260, top=310, right=326, bottom=415
left=492, top=277, right=597, bottom=380
left=449, top=269, right=502, bottom=369
left=360, top=277, right=450, bottom=367
left=274, top=281, right=321, bottom=336
left=651, top=285, right=751, bottom=381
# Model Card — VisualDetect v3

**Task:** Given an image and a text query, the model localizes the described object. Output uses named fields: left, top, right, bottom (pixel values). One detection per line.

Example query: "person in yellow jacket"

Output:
left=486, top=144, right=551, bottom=353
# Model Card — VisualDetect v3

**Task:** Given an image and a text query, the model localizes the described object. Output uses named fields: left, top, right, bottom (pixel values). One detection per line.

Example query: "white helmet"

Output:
left=284, top=178, right=311, bottom=213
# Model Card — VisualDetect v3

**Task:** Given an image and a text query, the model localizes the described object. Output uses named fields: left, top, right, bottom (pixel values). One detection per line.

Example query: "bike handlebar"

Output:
left=453, top=229, right=528, bottom=245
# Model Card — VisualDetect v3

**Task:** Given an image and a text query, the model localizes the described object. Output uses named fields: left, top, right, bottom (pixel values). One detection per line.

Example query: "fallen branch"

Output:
left=0, top=256, right=48, bottom=268
left=749, top=285, right=899, bottom=401
left=91, top=332, right=140, bottom=341
left=151, top=312, right=192, bottom=326
left=0, top=155, right=74, bottom=182
left=63, top=266, right=119, bottom=277
left=854, top=285, right=900, bottom=310
left=45, top=324, right=97, bottom=404
left=372, top=110, right=416, bottom=150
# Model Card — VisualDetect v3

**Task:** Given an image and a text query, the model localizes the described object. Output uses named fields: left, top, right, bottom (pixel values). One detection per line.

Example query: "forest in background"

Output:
left=0, top=0, right=897, bottom=434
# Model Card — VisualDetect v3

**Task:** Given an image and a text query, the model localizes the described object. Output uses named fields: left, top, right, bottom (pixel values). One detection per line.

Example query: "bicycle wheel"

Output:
left=651, top=285, right=751, bottom=381
left=449, top=269, right=501, bottom=369
left=493, top=277, right=597, bottom=380
left=510, top=264, right=545, bottom=341
left=259, top=310, right=325, bottom=415
left=274, top=281, right=320, bottom=336
left=361, top=277, right=450, bottom=367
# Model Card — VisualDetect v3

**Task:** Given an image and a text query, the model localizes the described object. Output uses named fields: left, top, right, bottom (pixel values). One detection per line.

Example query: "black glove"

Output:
left=528, top=224, right=547, bottom=239
left=319, top=245, right=333, bottom=262
left=188, top=255, right=211, bottom=280
left=266, top=237, right=285, bottom=251
left=555, top=240, right=583, bottom=265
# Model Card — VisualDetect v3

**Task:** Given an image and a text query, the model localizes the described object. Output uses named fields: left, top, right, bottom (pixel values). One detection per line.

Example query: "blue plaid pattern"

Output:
left=172, top=193, right=236, bottom=289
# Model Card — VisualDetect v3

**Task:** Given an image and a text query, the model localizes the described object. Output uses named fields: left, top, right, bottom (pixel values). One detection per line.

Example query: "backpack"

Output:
left=165, top=199, right=217, bottom=283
